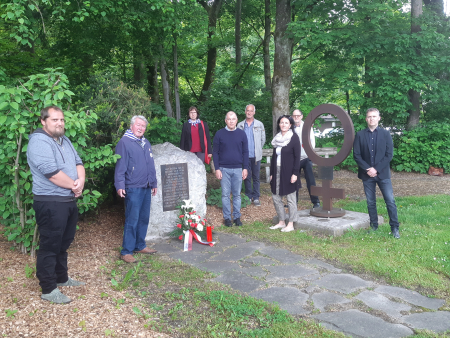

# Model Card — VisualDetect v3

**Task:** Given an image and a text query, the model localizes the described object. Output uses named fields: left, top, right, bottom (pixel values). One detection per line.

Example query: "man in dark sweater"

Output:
left=213, top=111, right=249, bottom=227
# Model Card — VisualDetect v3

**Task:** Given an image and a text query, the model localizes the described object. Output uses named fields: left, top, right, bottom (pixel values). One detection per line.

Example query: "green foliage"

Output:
left=206, top=188, right=251, bottom=209
left=24, top=264, right=35, bottom=278
left=147, top=116, right=182, bottom=146
left=5, top=309, right=18, bottom=319
left=0, top=68, right=117, bottom=253
left=392, top=121, right=450, bottom=173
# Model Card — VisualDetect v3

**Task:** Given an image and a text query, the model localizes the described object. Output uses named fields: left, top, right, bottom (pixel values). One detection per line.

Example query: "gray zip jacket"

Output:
left=237, top=118, right=266, bottom=162
left=27, top=128, right=83, bottom=201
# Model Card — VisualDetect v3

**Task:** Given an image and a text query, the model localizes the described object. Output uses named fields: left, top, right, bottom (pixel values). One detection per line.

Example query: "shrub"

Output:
left=392, top=121, right=450, bottom=173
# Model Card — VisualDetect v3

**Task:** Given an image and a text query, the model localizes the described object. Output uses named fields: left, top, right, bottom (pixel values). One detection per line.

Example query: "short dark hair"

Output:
left=276, top=115, right=295, bottom=133
left=41, top=106, right=63, bottom=121
left=188, top=106, right=200, bottom=119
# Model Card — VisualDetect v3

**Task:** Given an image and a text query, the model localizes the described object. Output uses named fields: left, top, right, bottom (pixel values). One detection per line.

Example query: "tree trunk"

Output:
left=264, top=0, right=272, bottom=91
left=147, top=59, right=160, bottom=104
left=406, top=0, right=423, bottom=130
left=198, top=0, right=224, bottom=102
left=133, top=52, right=146, bottom=88
left=235, top=0, right=242, bottom=69
left=160, top=45, right=173, bottom=117
left=173, top=36, right=181, bottom=122
left=271, top=0, right=292, bottom=137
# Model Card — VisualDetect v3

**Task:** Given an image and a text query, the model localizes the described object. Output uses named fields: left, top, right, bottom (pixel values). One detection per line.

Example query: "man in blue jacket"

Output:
left=353, top=108, right=400, bottom=238
left=27, top=106, right=86, bottom=304
left=213, top=111, right=249, bottom=227
left=115, top=116, right=158, bottom=263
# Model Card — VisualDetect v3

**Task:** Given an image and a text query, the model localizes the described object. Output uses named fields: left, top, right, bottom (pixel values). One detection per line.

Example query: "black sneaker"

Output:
left=224, top=219, right=232, bottom=227
left=313, top=202, right=320, bottom=209
left=234, top=218, right=242, bottom=226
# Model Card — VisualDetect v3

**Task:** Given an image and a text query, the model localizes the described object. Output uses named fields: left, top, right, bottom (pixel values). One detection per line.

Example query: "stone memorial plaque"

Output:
left=161, top=163, right=189, bottom=211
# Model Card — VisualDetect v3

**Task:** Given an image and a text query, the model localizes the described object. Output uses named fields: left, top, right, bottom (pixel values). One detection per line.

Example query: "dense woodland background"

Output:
left=0, top=0, right=450, bottom=253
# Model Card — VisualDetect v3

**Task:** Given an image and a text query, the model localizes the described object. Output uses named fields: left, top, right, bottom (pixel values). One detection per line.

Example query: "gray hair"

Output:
left=366, top=108, right=380, bottom=116
left=225, top=111, right=237, bottom=120
left=130, top=115, right=149, bottom=125
left=245, top=104, right=255, bottom=112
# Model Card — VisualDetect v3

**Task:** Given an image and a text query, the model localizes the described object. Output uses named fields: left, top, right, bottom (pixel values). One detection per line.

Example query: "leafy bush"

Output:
left=0, top=68, right=118, bottom=255
left=206, top=188, right=251, bottom=209
left=392, top=121, right=450, bottom=173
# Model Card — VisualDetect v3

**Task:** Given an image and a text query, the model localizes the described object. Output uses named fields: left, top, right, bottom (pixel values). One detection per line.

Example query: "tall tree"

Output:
left=197, top=0, right=224, bottom=101
left=407, top=0, right=423, bottom=130
left=271, top=0, right=292, bottom=136
left=263, top=0, right=272, bottom=91
left=160, top=45, right=173, bottom=117
left=235, top=0, right=242, bottom=68
left=173, top=36, right=181, bottom=122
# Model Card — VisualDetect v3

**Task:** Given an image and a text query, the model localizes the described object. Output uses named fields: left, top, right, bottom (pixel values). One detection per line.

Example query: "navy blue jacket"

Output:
left=353, top=127, right=393, bottom=181
left=114, top=136, right=157, bottom=191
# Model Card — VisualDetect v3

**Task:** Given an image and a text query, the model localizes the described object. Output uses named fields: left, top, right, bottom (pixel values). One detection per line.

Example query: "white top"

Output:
left=294, top=121, right=315, bottom=160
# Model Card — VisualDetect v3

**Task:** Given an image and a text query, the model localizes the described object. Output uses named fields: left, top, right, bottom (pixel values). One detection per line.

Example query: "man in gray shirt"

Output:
left=237, top=104, right=266, bottom=206
left=27, top=106, right=86, bottom=304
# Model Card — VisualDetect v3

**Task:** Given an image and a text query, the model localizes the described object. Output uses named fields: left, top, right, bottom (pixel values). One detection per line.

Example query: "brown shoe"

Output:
left=121, top=254, right=137, bottom=263
left=134, top=247, right=157, bottom=254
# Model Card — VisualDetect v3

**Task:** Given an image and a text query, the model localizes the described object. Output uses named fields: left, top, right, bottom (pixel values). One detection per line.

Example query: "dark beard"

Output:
left=53, top=128, right=65, bottom=138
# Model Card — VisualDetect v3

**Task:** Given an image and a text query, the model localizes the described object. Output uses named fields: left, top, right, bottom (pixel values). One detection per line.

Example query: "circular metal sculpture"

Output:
left=302, top=104, right=355, bottom=218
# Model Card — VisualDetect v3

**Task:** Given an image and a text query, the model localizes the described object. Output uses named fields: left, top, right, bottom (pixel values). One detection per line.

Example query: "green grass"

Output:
left=109, top=254, right=345, bottom=337
left=224, top=194, right=450, bottom=304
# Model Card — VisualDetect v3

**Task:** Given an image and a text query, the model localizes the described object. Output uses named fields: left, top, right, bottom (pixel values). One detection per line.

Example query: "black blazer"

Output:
left=180, top=121, right=212, bottom=155
left=270, top=133, right=301, bottom=196
left=353, top=127, right=393, bottom=180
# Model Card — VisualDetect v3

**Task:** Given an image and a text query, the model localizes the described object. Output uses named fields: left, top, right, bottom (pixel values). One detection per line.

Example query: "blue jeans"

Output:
left=220, top=167, right=242, bottom=220
left=122, top=187, right=152, bottom=255
left=244, top=158, right=261, bottom=200
left=362, top=177, right=399, bottom=229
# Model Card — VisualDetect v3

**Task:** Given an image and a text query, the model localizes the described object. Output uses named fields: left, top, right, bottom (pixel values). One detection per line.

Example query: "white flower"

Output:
left=182, top=199, right=195, bottom=209
left=197, top=224, right=203, bottom=232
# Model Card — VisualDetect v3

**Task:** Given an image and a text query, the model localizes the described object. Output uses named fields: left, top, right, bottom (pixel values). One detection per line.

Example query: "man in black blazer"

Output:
left=353, top=108, right=400, bottom=238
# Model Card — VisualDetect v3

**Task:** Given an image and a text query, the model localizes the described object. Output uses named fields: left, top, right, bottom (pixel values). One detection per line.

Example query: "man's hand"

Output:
left=215, top=169, right=222, bottom=180
left=72, top=179, right=85, bottom=198
left=152, top=188, right=158, bottom=196
left=367, top=167, right=377, bottom=177
left=117, top=189, right=126, bottom=198
left=242, top=169, right=248, bottom=180
left=270, top=175, right=272, bottom=182
left=208, top=154, right=212, bottom=158
left=290, top=174, right=297, bottom=183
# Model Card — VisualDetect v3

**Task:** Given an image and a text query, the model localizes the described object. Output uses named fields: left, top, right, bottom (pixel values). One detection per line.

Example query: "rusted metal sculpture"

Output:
left=302, top=104, right=355, bottom=218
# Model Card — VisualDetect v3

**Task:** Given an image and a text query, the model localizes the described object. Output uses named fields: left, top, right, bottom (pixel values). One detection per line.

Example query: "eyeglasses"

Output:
left=292, top=115, right=302, bottom=118
left=367, top=116, right=379, bottom=119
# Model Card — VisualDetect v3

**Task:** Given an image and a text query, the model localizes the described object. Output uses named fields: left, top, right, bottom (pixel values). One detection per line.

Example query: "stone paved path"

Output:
left=152, top=233, right=450, bottom=338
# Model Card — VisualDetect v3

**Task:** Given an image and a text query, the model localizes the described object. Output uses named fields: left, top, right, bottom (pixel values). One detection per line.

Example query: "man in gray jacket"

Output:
left=237, top=104, right=266, bottom=206
left=27, top=106, right=86, bottom=304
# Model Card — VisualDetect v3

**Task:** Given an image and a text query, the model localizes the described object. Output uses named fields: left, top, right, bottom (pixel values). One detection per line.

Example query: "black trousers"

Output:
left=296, top=158, right=320, bottom=204
left=33, top=200, right=78, bottom=294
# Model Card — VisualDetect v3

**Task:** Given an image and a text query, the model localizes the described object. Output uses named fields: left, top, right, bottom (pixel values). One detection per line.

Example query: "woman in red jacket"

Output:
left=180, top=106, right=212, bottom=163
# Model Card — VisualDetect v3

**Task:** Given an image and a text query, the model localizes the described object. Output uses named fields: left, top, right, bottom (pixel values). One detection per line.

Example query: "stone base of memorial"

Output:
left=146, top=142, right=207, bottom=241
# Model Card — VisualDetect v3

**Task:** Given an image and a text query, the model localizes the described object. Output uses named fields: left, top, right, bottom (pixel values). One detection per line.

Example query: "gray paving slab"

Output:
left=356, top=291, right=411, bottom=318
left=250, top=287, right=309, bottom=315
left=236, top=240, right=266, bottom=250
left=169, top=251, right=215, bottom=265
left=241, top=266, right=268, bottom=278
left=313, top=274, right=372, bottom=294
left=312, top=309, right=413, bottom=338
left=302, top=258, right=341, bottom=272
left=258, top=246, right=306, bottom=264
left=211, top=245, right=258, bottom=261
left=244, top=256, right=278, bottom=266
left=214, top=233, right=248, bottom=247
left=375, top=285, right=445, bottom=310
left=402, top=311, right=450, bottom=332
left=213, top=271, right=264, bottom=293
left=189, top=241, right=226, bottom=253
left=152, top=242, right=182, bottom=254
left=265, top=265, right=318, bottom=280
left=311, top=291, right=351, bottom=312
left=193, top=261, right=241, bottom=274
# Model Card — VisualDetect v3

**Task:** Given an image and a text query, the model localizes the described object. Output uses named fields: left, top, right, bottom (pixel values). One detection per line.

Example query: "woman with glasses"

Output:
left=180, top=106, right=212, bottom=164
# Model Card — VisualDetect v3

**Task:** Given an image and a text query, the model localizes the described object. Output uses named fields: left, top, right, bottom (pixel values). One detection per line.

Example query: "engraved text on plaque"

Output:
left=161, top=163, right=189, bottom=211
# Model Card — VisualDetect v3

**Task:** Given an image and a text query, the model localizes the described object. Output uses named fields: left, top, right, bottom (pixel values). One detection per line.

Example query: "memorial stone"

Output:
left=146, top=142, right=207, bottom=240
